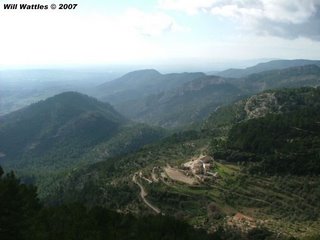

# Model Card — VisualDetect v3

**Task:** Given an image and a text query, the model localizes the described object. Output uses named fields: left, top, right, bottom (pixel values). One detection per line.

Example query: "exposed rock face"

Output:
left=244, top=92, right=280, bottom=119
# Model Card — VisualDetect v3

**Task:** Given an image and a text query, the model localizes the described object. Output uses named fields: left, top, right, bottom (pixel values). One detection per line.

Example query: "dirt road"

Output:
left=132, top=173, right=161, bottom=214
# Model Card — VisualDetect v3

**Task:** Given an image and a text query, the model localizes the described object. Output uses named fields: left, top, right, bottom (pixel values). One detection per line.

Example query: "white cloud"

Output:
left=159, top=0, right=320, bottom=40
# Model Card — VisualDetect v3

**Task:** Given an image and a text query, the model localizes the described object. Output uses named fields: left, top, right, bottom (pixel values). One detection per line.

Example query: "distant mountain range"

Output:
left=242, top=64, right=320, bottom=92
left=215, top=59, right=320, bottom=78
left=2, top=59, right=320, bottom=129
left=96, top=62, right=320, bottom=128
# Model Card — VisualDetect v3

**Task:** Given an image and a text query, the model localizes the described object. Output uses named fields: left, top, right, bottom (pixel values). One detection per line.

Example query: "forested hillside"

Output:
left=50, top=87, right=320, bottom=239
left=0, top=92, right=165, bottom=196
left=116, top=77, right=243, bottom=128
left=0, top=167, right=215, bottom=240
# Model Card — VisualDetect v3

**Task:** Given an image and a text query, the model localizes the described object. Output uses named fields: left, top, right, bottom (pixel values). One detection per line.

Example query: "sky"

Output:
left=0, top=0, right=320, bottom=71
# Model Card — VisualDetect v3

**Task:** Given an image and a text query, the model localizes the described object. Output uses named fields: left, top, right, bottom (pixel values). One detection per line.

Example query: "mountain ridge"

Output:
left=95, top=69, right=206, bottom=104
left=216, top=59, right=320, bottom=78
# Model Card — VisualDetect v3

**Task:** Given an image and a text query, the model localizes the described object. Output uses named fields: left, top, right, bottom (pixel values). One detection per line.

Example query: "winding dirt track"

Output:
left=132, top=173, right=161, bottom=214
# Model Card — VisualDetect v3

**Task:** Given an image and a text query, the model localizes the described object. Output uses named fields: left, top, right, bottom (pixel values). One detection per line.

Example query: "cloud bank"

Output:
left=159, top=0, right=320, bottom=40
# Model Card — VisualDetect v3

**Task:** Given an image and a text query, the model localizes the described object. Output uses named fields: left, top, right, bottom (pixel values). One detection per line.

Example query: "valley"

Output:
left=1, top=60, right=320, bottom=239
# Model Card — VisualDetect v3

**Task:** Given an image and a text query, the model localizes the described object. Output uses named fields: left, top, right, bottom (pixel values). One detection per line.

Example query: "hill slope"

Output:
left=116, top=76, right=244, bottom=128
left=0, top=92, right=126, bottom=167
left=204, top=87, right=320, bottom=174
left=0, top=92, right=165, bottom=195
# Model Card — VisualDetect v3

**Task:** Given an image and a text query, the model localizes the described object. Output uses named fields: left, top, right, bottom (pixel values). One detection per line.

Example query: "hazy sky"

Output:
left=1, top=0, right=320, bottom=70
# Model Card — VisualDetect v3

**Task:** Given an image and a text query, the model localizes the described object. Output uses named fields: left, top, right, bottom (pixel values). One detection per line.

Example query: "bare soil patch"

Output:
left=164, top=167, right=198, bottom=185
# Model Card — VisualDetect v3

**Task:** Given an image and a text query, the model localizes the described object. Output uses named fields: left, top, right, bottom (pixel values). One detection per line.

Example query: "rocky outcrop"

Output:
left=244, top=92, right=280, bottom=119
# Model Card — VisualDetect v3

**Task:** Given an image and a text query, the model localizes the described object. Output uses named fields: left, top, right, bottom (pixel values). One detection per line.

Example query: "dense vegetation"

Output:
left=0, top=91, right=126, bottom=164
left=4, top=165, right=313, bottom=240
left=227, top=106, right=320, bottom=174
left=0, top=166, right=216, bottom=240
left=49, top=128, right=320, bottom=238
left=48, top=131, right=205, bottom=207
left=206, top=87, right=320, bottom=175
